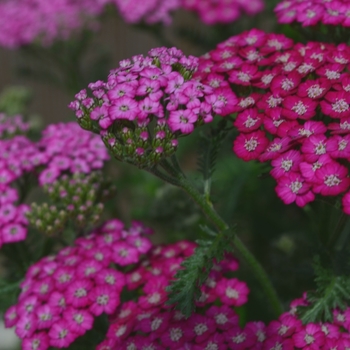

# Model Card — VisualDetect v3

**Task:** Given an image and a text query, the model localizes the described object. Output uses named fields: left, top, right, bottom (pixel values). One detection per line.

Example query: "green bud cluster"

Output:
left=27, top=171, right=115, bottom=236
left=102, top=120, right=178, bottom=169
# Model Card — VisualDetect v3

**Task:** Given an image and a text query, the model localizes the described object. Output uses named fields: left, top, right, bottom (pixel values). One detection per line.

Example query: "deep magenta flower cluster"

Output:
left=194, top=29, right=350, bottom=213
left=0, top=120, right=109, bottom=248
left=69, top=47, right=223, bottom=167
left=4, top=218, right=250, bottom=350
left=181, top=0, right=264, bottom=25
left=0, top=0, right=109, bottom=48
left=112, top=0, right=180, bottom=25
left=275, top=0, right=350, bottom=27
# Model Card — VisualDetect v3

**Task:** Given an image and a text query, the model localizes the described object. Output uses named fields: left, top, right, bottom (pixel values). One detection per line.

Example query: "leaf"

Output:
left=197, top=120, right=229, bottom=197
left=166, top=228, right=234, bottom=317
left=298, top=258, right=350, bottom=323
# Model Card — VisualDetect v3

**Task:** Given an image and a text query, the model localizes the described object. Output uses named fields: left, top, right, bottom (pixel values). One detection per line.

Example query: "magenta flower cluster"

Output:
left=0, top=120, right=109, bottom=248
left=70, top=47, right=223, bottom=166
left=4, top=218, right=250, bottom=350
left=0, top=0, right=109, bottom=48
left=275, top=0, right=350, bottom=27
left=0, top=113, right=29, bottom=139
left=112, top=0, right=180, bottom=25
left=38, top=123, right=109, bottom=186
left=195, top=29, right=350, bottom=213
left=182, top=0, right=264, bottom=25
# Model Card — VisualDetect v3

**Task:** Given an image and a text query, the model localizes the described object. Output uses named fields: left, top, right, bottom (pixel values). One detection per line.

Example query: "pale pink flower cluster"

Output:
left=0, top=119, right=109, bottom=248
left=0, top=114, right=29, bottom=139
left=0, top=0, right=109, bottom=48
left=182, top=0, right=264, bottom=25
left=4, top=218, right=250, bottom=350
left=38, top=123, right=109, bottom=186
left=275, top=0, right=350, bottom=27
left=112, top=0, right=180, bottom=25
left=195, top=28, right=350, bottom=214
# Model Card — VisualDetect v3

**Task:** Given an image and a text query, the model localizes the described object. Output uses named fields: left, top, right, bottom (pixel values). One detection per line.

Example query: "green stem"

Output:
left=157, top=159, right=283, bottom=317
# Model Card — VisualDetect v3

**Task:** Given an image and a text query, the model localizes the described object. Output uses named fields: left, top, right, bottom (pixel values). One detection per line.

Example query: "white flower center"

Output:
left=151, top=318, right=162, bottom=331
left=324, top=175, right=341, bottom=187
left=225, top=287, right=239, bottom=299
left=244, top=138, right=258, bottom=152
left=290, top=181, right=302, bottom=193
left=332, top=99, right=349, bottom=113
left=237, top=72, right=251, bottom=83
left=215, top=313, right=228, bottom=325
left=281, top=160, right=293, bottom=172
left=170, top=328, right=183, bottom=342
left=244, top=116, right=259, bottom=128
left=194, top=323, right=208, bottom=335
left=232, top=333, right=246, bottom=343
left=292, top=101, right=307, bottom=115
left=304, top=334, right=315, bottom=344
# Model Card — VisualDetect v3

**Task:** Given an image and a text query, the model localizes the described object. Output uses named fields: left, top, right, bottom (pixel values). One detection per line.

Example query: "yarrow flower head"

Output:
left=0, top=113, right=29, bottom=139
left=194, top=29, right=350, bottom=214
left=0, top=0, right=108, bottom=48
left=69, top=47, right=226, bottom=169
left=0, top=118, right=109, bottom=249
left=5, top=218, right=249, bottom=350
left=112, top=0, right=180, bottom=25
left=274, top=0, right=350, bottom=28
left=181, top=0, right=265, bottom=25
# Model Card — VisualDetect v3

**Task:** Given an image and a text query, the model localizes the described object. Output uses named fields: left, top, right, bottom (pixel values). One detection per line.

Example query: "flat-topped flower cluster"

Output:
left=70, top=47, right=226, bottom=168
left=0, top=0, right=108, bottom=48
left=4, top=218, right=251, bottom=350
left=195, top=29, right=350, bottom=212
left=275, top=0, right=350, bottom=27
left=0, top=119, right=109, bottom=248
left=182, top=0, right=264, bottom=25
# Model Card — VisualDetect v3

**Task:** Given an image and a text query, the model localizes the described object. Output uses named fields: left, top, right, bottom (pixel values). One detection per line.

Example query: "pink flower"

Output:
left=206, top=305, right=239, bottom=331
left=271, top=150, right=303, bottom=179
left=22, top=332, right=50, bottom=350
left=225, top=326, right=256, bottom=350
left=313, top=162, right=350, bottom=196
left=49, top=319, right=79, bottom=348
left=233, top=130, right=269, bottom=161
left=63, top=308, right=94, bottom=335
left=275, top=172, right=315, bottom=207
left=89, top=286, right=120, bottom=316
left=234, top=108, right=263, bottom=132
left=66, top=279, right=93, bottom=308
left=293, top=323, right=325, bottom=350
left=215, top=278, right=249, bottom=306
left=168, top=109, right=198, bottom=134
left=112, top=242, right=140, bottom=266
left=320, top=91, right=350, bottom=119
left=109, top=96, right=139, bottom=121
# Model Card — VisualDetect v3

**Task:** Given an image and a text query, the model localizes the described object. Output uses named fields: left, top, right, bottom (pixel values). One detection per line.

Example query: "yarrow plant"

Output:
left=6, top=1, right=350, bottom=350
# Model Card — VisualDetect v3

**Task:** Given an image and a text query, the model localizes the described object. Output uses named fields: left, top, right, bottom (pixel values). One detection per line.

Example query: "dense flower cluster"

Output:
left=0, top=113, right=29, bottom=139
left=4, top=218, right=250, bottom=350
left=38, top=123, right=109, bottom=186
left=182, top=0, right=264, bottom=25
left=69, top=47, right=225, bottom=168
left=275, top=0, right=350, bottom=27
left=0, top=135, right=38, bottom=248
left=0, top=0, right=109, bottom=48
left=195, top=29, right=350, bottom=212
left=0, top=120, right=109, bottom=248
left=112, top=0, right=180, bottom=25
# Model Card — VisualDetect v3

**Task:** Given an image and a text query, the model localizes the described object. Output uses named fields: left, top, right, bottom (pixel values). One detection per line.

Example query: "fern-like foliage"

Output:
left=197, top=120, right=229, bottom=197
left=166, top=227, right=234, bottom=317
left=298, top=258, right=350, bottom=323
